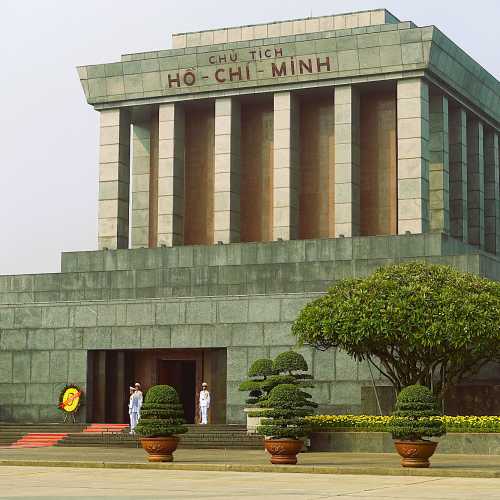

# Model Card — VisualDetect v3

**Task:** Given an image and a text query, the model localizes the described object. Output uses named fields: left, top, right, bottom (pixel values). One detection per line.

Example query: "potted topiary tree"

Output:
left=239, top=352, right=316, bottom=433
left=239, top=358, right=274, bottom=434
left=257, top=351, right=316, bottom=404
left=135, top=384, right=188, bottom=462
left=256, top=384, right=315, bottom=465
left=389, top=384, right=446, bottom=468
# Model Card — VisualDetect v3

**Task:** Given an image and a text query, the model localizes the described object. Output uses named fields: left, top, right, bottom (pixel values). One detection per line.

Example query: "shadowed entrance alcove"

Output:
left=87, top=348, right=227, bottom=424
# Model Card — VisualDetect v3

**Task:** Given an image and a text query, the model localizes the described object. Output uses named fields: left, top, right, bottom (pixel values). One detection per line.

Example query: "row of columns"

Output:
left=97, top=78, right=500, bottom=254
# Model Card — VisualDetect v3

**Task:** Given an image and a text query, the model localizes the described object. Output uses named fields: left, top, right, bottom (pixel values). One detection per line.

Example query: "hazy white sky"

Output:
left=1, top=0, right=499, bottom=275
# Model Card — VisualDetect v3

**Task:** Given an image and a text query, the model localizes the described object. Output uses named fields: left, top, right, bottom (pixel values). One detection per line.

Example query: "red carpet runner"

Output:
left=9, top=423, right=129, bottom=448
left=10, top=433, right=68, bottom=448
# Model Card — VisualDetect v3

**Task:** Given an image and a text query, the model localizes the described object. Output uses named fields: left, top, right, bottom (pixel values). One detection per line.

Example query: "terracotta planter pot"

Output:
left=140, top=436, right=179, bottom=462
left=264, top=438, right=303, bottom=465
left=394, top=440, right=438, bottom=468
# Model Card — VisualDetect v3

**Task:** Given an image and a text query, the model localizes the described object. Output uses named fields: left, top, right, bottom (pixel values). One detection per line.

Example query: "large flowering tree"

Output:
left=292, top=262, right=500, bottom=398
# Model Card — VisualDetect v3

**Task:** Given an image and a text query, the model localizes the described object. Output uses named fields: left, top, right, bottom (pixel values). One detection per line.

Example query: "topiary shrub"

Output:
left=135, top=385, right=188, bottom=438
left=240, top=351, right=318, bottom=409
left=239, top=358, right=274, bottom=405
left=239, top=352, right=317, bottom=410
left=260, top=351, right=315, bottom=403
left=389, top=385, right=446, bottom=441
left=256, top=384, right=314, bottom=439
left=238, top=380, right=264, bottom=405
left=273, top=351, right=308, bottom=374
left=248, top=358, right=274, bottom=378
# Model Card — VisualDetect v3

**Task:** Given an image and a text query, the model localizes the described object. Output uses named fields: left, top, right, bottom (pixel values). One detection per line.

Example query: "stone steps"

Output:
left=10, top=433, right=68, bottom=448
left=0, top=423, right=262, bottom=449
left=59, top=425, right=262, bottom=449
left=0, top=423, right=85, bottom=448
left=4, top=234, right=467, bottom=304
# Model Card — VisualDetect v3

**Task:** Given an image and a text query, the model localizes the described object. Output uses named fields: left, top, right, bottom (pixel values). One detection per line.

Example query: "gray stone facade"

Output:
left=2, top=10, right=500, bottom=423
left=1, top=234, right=499, bottom=423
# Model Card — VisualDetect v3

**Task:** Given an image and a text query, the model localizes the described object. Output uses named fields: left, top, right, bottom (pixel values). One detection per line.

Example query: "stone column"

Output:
left=131, top=122, right=151, bottom=248
left=98, top=108, right=130, bottom=249
left=214, top=97, right=241, bottom=243
left=467, top=118, right=485, bottom=248
left=113, top=351, right=126, bottom=422
left=448, top=107, right=468, bottom=242
left=334, top=85, right=360, bottom=237
left=397, top=78, right=430, bottom=234
left=484, top=130, right=499, bottom=254
left=429, top=94, right=450, bottom=234
left=273, top=92, right=299, bottom=240
left=157, top=103, right=185, bottom=247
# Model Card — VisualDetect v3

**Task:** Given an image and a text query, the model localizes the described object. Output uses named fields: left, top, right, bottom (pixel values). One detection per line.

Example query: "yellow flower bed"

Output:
left=305, top=415, right=500, bottom=433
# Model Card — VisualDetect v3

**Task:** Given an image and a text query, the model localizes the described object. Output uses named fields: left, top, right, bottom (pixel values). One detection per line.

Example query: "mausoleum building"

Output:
left=1, top=9, right=500, bottom=423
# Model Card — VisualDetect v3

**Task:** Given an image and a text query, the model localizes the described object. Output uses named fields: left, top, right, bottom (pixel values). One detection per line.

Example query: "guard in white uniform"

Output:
left=129, top=382, right=143, bottom=434
left=199, top=382, right=210, bottom=425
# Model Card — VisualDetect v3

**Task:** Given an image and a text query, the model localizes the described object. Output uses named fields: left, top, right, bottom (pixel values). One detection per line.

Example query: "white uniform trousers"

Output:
left=200, top=406, right=208, bottom=425
left=129, top=411, right=139, bottom=433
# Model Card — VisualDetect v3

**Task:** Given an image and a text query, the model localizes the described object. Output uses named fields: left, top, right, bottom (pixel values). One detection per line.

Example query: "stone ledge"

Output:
left=0, top=459, right=498, bottom=478
left=310, top=431, right=500, bottom=455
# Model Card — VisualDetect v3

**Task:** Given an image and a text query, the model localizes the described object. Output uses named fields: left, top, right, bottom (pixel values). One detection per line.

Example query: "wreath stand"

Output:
left=59, top=384, right=83, bottom=424
left=63, top=411, right=77, bottom=424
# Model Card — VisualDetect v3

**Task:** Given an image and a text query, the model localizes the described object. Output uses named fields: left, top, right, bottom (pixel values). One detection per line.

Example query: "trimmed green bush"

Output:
left=273, top=351, right=308, bottom=374
left=239, top=358, right=274, bottom=405
left=135, top=385, right=188, bottom=438
left=389, top=385, right=446, bottom=441
left=239, top=351, right=316, bottom=407
left=262, top=352, right=315, bottom=402
left=248, top=358, right=274, bottom=378
left=256, top=384, right=314, bottom=439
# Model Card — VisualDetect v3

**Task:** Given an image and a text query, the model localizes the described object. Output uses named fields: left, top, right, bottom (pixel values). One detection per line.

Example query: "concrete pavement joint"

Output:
left=0, top=459, right=498, bottom=479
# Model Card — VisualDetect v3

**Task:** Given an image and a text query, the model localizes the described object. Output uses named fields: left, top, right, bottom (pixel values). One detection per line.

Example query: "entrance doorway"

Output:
left=87, top=348, right=227, bottom=424
left=158, top=360, right=197, bottom=423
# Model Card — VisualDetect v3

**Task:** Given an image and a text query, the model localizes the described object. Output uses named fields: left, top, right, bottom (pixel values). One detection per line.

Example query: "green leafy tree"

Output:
left=135, top=385, right=188, bottom=438
left=390, top=385, right=446, bottom=440
left=292, top=262, right=500, bottom=398
left=256, top=384, right=315, bottom=439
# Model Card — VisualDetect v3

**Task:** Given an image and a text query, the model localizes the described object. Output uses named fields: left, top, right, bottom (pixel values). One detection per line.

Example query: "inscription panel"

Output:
left=79, top=31, right=430, bottom=105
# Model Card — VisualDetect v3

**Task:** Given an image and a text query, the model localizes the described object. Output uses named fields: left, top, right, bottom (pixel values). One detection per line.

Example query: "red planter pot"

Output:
left=394, top=440, right=438, bottom=468
left=140, top=436, right=179, bottom=462
left=264, top=438, right=303, bottom=465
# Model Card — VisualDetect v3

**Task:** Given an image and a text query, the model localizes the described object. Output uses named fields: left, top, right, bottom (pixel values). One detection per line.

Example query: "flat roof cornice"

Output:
left=77, top=22, right=500, bottom=128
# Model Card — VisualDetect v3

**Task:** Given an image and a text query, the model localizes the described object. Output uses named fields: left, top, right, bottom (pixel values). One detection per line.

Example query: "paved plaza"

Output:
left=0, top=447, right=499, bottom=478
left=0, top=465, right=499, bottom=499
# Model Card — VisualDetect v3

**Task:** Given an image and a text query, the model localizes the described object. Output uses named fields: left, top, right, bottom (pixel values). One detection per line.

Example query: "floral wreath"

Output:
left=58, top=384, right=83, bottom=414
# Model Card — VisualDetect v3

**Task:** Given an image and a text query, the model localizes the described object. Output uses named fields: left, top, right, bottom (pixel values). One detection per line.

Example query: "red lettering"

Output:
left=183, top=71, right=196, bottom=86
left=317, top=56, right=331, bottom=72
left=229, top=66, right=242, bottom=81
left=271, top=62, right=287, bottom=77
left=168, top=73, right=181, bottom=88
left=299, top=58, right=313, bottom=74
left=215, top=68, right=226, bottom=83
